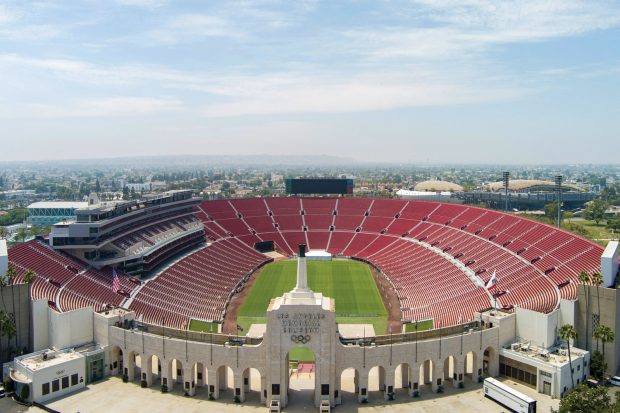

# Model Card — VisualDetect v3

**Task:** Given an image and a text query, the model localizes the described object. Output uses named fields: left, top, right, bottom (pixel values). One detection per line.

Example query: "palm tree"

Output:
left=23, top=270, right=36, bottom=353
left=591, top=272, right=603, bottom=351
left=593, top=325, right=615, bottom=380
left=577, top=271, right=591, bottom=349
left=28, top=226, right=40, bottom=239
left=15, top=227, right=27, bottom=243
left=5, top=265, right=18, bottom=350
left=559, top=324, right=577, bottom=389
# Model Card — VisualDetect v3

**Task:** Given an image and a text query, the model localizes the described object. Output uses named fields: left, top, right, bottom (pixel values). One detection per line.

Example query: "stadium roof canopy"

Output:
left=413, top=180, right=463, bottom=192
left=28, top=201, right=88, bottom=209
left=487, top=180, right=585, bottom=192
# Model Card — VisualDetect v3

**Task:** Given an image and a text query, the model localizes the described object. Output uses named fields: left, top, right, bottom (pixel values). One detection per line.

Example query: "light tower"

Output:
left=502, top=171, right=510, bottom=212
left=555, top=175, right=562, bottom=228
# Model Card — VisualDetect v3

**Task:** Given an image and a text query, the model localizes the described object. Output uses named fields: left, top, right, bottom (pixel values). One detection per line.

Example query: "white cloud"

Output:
left=348, top=0, right=620, bottom=60
left=114, top=0, right=166, bottom=7
left=202, top=77, right=525, bottom=117
left=145, top=13, right=244, bottom=44
left=6, top=97, right=184, bottom=118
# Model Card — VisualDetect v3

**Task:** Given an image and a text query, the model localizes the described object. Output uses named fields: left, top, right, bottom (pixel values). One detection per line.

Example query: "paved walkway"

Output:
left=19, top=372, right=560, bottom=413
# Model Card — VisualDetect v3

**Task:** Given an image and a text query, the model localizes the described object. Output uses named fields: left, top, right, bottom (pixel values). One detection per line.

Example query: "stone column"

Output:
left=409, top=364, right=419, bottom=397
left=162, top=358, right=173, bottom=392
left=176, top=361, right=183, bottom=384
left=384, top=369, right=395, bottom=400
left=453, top=359, right=464, bottom=388
left=401, top=365, right=409, bottom=389
left=208, top=369, right=220, bottom=399
left=142, top=355, right=153, bottom=387
left=184, top=366, right=196, bottom=396
left=423, top=360, right=432, bottom=384
left=260, top=375, right=267, bottom=404
left=378, top=368, right=385, bottom=392
left=358, top=371, right=369, bottom=403
left=432, top=362, right=443, bottom=393
left=123, top=352, right=135, bottom=382
left=242, top=369, right=250, bottom=394
left=234, top=371, right=245, bottom=402
left=472, top=356, right=483, bottom=383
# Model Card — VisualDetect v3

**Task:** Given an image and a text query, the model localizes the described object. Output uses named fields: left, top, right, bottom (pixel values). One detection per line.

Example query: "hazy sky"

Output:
left=1, top=0, right=619, bottom=163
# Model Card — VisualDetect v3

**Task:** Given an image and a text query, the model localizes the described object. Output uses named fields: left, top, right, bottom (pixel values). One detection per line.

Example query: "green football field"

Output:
left=237, top=260, right=389, bottom=347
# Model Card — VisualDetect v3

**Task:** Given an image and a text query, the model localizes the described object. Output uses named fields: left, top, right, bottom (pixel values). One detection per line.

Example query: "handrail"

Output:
left=112, top=322, right=263, bottom=346
left=339, top=321, right=483, bottom=346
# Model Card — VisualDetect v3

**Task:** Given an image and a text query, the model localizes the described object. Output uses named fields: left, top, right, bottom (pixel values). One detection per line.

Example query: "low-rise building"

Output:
left=500, top=344, right=589, bottom=398
left=27, top=201, right=88, bottom=227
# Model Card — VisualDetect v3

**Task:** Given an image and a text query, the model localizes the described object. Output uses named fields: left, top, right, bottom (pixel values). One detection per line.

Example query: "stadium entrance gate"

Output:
left=103, top=243, right=502, bottom=409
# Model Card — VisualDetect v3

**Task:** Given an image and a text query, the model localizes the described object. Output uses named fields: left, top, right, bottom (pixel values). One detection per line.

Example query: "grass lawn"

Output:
left=188, top=319, right=220, bottom=333
left=565, top=219, right=615, bottom=246
left=516, top=214, right=614, bottom=247
left=404, top=319, right=434, bottom=332
left=289, top=347, right=315, bottom=362
left=237, top=260, right=388, bottom=338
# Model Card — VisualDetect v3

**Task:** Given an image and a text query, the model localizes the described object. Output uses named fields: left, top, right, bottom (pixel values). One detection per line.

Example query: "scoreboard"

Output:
left=285, top=178, right=354, bottom=195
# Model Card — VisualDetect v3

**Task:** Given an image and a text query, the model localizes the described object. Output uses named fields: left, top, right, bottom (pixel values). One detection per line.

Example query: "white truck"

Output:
left=483, top=377, right=537, bottom=413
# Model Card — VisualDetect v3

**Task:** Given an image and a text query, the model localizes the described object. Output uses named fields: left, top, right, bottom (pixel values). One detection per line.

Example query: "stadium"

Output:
left=1, top=186, right=619, bottom=410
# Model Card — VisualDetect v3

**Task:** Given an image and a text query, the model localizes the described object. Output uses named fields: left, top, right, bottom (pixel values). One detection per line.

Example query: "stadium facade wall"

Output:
left=99, top=305, right=505, bottom=408
left=0, top=283, right=31, bottom=363
left=576, top=284, right=620, bottom=375
left=515, top=307, right=559, bottom=349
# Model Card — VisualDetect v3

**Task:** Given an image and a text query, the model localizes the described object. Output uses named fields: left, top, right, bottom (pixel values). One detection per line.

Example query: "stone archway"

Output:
left=395, top=363, right=411, bottom=395
left=241, top=367, right=265, bottom=403
left=483, top=346, right=498, bottom=377
left=464, top=351, right=479, bottom=383
left=367, top=365, right=386, bottom=401
left=285, top=347, right=317, bottom=407
left=419, top=359, right=434, bottom=393
left=110, top=346, right=123, bottom=376
left=337, top=367, right=360, bottom=405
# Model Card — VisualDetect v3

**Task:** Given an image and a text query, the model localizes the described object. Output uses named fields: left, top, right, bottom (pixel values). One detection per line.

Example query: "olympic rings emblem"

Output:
left=291, top=334, right=311, bottom=344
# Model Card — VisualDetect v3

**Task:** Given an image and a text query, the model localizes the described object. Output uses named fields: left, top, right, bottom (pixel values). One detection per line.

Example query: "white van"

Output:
left=607, top=376, right=620, bottom=387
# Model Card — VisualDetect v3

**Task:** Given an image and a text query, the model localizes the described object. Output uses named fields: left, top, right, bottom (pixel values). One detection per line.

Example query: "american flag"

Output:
left=485, top=270, right=498, bottom=289
left=112, top=268, right=121, bottom=293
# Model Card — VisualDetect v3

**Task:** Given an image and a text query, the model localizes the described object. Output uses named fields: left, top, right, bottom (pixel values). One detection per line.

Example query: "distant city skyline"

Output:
left=0, top=0, right=619, bottom=163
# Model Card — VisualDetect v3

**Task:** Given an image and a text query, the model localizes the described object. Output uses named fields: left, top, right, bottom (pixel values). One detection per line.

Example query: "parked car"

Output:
left=607, top=376, right=620, bottom=386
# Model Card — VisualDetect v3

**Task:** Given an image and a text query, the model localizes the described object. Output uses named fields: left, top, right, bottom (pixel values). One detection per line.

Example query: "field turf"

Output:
left=188, top=319, right=220, bottom=333
left=237, top=260, right=388, bottom=343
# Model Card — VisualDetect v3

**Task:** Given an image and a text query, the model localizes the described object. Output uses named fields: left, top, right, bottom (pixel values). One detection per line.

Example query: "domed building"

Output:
left=413, top=180, right=463, bottom=192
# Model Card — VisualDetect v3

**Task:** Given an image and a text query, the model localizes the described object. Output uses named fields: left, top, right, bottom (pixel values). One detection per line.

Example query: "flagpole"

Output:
left=362, top=326, right=366, bottom=369
left=389, top=325, right=393, bottom=366
left=415, top=319, right=418, bottom=363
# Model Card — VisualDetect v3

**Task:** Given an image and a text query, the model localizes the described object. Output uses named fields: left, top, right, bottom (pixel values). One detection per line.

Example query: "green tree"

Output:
left=23, top=270, right=36, bottom=354
left=583, top=199, right=610, bottom=225
left=0, top=227, right=6, bottom=239
left=591, top=272, right=603, bottom=350
left=578, top=271, right=591, bottom=349
left=590, top=351, right=607, bottom=382
left=5, top=265, right=18, bottom=350
left=607, top=218, right=620, bottom=232
left=559, top=324, right=577, bottom=389
left=544, top=202, right=558, bottom=223
left=594, top=324, right=615, bottom=379
left=15, top=227, right=27, bottom=243
left=552, top=383, right=612, bottom=413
